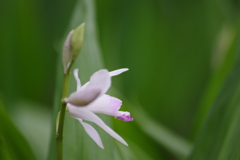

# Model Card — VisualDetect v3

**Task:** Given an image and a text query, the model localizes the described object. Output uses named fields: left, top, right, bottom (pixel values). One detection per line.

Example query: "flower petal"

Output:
left=68, top=106, right=128, bottom=146
left=67, top=88, right=101, bottom=106
left=109, top=68, right=129, bottom=77
left=79, top=68, right=128, bottom=92
left=86, top=94, right=121, bottom=116
left=73, top=69, right=81, bottom=91
left=67, top=69, right=112, bottom=106
left=83, top=69, right=111, bottom=96
left=77, top=119, right=104, bottom=149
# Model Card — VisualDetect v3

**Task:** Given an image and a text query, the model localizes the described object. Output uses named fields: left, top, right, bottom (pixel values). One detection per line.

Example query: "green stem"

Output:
left=56, top=61, right=74, bottom=160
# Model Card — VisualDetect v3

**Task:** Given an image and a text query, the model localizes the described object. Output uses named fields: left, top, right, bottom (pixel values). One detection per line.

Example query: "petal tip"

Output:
left=74, top=68, right=79, bottom=72
left=109, top=68, right=129, bottom=77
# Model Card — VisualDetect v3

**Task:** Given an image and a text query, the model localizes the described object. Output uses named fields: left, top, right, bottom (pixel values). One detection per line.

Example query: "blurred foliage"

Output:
left=0, top=0, right=240, bottom=159
left=0, top=99, right=36, bottom=160
left=11, top=100, right=51, bottom=160
left=96, top=1, right=240, bottom=159
left=188, top=45, right=240, bottom=159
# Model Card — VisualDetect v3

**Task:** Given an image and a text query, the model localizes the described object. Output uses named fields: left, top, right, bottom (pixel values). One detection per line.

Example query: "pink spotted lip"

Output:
left=115, top=114, right=134, bottom=121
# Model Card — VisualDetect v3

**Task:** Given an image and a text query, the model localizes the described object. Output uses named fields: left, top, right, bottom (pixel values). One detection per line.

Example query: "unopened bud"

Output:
left=71, top=23, right=85, bottom=60
left=62, top=30, right=73, bottom=73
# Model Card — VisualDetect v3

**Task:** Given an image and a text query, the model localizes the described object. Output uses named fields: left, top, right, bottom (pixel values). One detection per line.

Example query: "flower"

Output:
left=66, top=68, right=133, bottom=148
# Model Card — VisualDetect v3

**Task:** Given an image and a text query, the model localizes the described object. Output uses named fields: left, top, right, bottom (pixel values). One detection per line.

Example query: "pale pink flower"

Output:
left=66, top=68, right=133, bottom=148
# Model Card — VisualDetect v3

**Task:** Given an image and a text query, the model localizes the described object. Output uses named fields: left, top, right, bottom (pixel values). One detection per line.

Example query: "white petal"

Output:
left=68, top=106, right=128, bottom=146
left=68, top=69, right=111, bottom=106
left=79, top=68, right=128, bottom=92
left=73, top=69, right=81, bottom=91
left=109, top=68, right=129, bottom=77
left=86, top=94, right=121, bottom=116
left=67, top=88, right=101, bottom=106
left=79, top=82, right=89, bottom=91
left=78, top=119, right=104, bottom=149
left=85, top=69, right=111, bottom=96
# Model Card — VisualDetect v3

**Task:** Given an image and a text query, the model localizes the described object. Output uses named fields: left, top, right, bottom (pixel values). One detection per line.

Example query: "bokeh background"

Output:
left=1, top=0, right=240, bottom=160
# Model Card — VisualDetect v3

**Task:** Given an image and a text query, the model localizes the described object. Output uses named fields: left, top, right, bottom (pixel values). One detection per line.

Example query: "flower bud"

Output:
left=71, top=23, right=85, bottom=60
left=62, top=30, right=73, bottom=74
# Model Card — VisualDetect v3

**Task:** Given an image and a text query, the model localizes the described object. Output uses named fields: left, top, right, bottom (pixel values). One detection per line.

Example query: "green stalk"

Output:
left=56, top=61, right=74, bottom=160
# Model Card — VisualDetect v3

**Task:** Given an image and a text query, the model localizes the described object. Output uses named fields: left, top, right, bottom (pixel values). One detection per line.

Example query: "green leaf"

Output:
left=188, top=51, right=240, bottom=159
left=0, top=99, right=36, bottom=160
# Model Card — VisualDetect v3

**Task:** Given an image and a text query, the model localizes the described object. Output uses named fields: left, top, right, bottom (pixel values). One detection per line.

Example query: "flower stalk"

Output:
left=56, top=60, right=74, bottom=160
left=56, top=23, right=85, bottom=160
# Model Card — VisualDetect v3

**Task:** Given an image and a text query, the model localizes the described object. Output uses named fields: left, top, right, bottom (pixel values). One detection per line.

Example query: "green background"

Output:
left=0, top=0, right=240, bottom=159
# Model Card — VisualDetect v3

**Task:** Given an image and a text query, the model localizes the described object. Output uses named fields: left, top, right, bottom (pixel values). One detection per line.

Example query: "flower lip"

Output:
left=85, top=94, right=122, bottom=116
left=115, top=111, right=134, bottom=121
left=116, top=114, right=134, bottom=121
